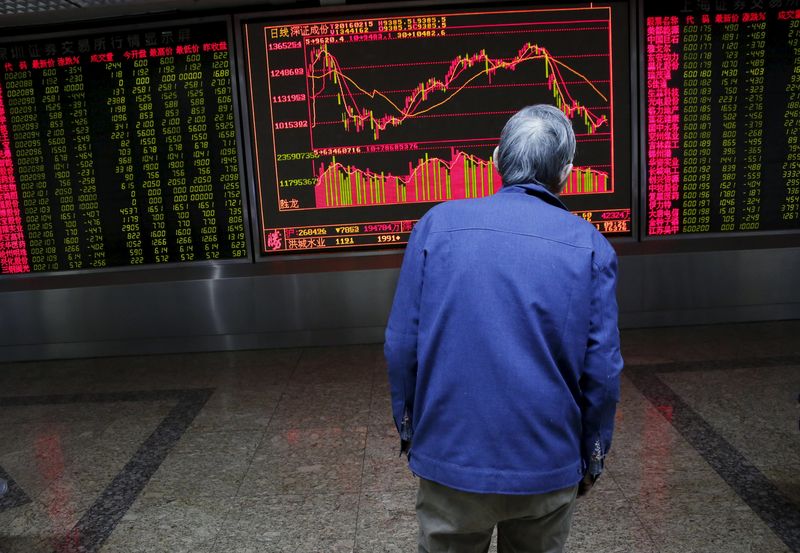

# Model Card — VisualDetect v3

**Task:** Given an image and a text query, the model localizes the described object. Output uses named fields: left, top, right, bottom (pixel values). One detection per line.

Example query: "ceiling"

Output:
left=0, top=0, right=137, bottom=16
left=0, top=0, right=348, bottom=18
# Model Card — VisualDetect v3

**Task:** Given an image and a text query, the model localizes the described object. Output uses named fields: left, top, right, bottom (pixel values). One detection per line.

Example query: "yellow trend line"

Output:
left=548, top=57, right=607, bottom=102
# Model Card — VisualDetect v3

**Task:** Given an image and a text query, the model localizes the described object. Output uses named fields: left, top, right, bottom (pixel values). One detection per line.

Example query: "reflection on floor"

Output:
left=0, top=320, right=798, bottom=553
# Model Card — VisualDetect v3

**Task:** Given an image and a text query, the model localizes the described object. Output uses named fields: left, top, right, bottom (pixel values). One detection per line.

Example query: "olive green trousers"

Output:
left=416, top=478, right=578, bottom=553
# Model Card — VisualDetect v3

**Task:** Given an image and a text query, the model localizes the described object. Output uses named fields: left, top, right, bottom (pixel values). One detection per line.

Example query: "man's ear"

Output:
left=493, top=146, right=500, bottom=161
left=559, top=163, right=573, bottom=185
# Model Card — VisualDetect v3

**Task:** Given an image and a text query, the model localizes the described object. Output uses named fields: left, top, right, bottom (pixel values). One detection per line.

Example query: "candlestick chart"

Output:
left=245, top=5, right=633, bottom=253
left=307, top=42, right=609, bottom=143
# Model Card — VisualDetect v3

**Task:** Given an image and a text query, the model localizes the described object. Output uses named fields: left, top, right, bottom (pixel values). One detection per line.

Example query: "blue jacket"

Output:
left=384, top=183, right=623, bottom=495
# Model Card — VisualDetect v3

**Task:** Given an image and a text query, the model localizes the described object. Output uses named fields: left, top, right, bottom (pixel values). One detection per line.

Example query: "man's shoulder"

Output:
left=416, top=195, right=616, bottom=258
left=416, top=198, right=483, bottom=228
left=586, top=225, right=617, bottom=267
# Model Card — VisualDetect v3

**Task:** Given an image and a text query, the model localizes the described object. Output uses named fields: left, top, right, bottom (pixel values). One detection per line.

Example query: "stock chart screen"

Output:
left=0, top=21, right=247, bottom=275
left=646, top=1, right=800, bottom=235
left=244, top=4, right=632, bottom=254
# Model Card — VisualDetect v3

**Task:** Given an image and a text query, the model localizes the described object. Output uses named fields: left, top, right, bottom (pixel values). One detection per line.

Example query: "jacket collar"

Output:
left=498, top=182, right=568, bottom=211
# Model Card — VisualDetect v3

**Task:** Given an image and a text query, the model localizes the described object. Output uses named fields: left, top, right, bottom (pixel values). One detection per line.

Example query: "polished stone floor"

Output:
left=0, top=320, right=798, bottom=553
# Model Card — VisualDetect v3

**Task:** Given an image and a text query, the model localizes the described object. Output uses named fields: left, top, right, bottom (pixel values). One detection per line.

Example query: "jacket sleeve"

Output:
left=384, top=216, right=429, bottom=443
left=580, top=242, right=623, bottom=476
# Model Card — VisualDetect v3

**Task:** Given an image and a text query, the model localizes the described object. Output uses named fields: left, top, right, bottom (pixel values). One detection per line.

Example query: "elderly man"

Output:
left=384, top=104, right=623, bottom=553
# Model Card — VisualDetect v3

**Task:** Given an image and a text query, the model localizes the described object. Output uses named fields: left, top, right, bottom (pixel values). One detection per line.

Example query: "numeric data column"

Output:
left=718, top=20, right=740, bottom=232
left=681, top=21, right=702, bottom=232
left=6, top=68, right=55, bottom=272
left=209, top=45, right=246, bottom=258
left=104, top=59, right=142, bottom=265
left=784, top=18, right=800, bottom=223
left=741, top=14, right=767, bottom=231
left=696, top=19, right=713, bottom=232
left=680, top=18, right=713, bottom=233
left=66, top=63, right=106, bottom=268
left=181, top=50, right=218, bottom=260
left=43, top=65, right=81, bottom=270
left=132, top=55, right=168, bottom=262
left=158, top=52, right=193, bottom=263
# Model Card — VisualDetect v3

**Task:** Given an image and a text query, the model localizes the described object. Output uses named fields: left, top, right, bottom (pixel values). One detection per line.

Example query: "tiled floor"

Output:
left=0, top=320, right=798, bottom=553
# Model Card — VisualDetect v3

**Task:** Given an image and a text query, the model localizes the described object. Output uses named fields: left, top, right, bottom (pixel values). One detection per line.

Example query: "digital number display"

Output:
left=244, top=5, right=632, bottom=254
left=0, top=21, right=248, bottom=275
left=645, top=2, right=800, bottom=235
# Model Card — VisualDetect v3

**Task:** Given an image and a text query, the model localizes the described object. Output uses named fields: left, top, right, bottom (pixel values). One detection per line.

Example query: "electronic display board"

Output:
left=0, top=21, right=248, bottom=275
left=645, top=1, right=800, bottom=235
left=243, top=4, right=632, bottom=254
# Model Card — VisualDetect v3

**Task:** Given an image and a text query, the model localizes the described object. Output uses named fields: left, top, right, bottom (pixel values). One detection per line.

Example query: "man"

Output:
left=384, top=104, right=623, bottom=553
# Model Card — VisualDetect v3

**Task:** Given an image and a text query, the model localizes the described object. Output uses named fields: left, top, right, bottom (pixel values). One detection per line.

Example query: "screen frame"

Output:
left=0, top=14, right=256, bottom=280
left=636, top=0, right=800, bottom=247
left=234, top=0, right=639, bottom=262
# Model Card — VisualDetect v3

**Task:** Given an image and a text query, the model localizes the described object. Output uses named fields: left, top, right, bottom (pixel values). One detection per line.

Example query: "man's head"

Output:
left=494, top=104, right=576, bottom=194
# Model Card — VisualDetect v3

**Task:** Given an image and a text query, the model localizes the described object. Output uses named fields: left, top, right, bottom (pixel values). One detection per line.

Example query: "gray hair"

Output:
left=495, top=104, right=576, bottom=193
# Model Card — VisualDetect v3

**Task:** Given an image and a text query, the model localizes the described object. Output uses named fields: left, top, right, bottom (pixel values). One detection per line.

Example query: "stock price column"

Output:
left=783, top=17, right=800, bottom=222
left=0, top=22, right=248, bottom=275
left=645, top=4, right=800, bottom=235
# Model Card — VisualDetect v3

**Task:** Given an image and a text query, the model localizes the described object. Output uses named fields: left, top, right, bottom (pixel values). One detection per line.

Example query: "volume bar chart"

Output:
left=316, top=149, right=498, bottom=207
left=563, top=167, right=610, bottom=196
left=315, top=149, right=611, bottom=208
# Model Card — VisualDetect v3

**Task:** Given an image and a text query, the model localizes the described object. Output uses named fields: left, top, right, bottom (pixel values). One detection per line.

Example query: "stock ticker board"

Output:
left=244, top=5, right=632, bottom=254
left=646, top=2, right=800, bottom=235
left=0, top=21, right=247, bottom=275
